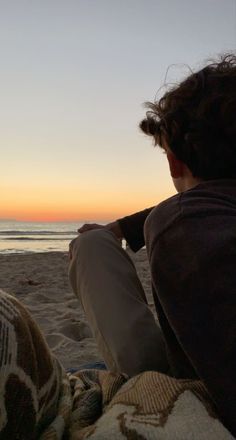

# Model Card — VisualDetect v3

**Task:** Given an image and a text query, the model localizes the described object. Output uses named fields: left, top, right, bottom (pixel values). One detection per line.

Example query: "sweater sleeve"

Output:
left=117, top=207, right=154, bottom=252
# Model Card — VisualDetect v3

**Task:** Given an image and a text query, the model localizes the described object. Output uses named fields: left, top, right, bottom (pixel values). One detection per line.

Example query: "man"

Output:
left=69, top=54, right=236, bottom=436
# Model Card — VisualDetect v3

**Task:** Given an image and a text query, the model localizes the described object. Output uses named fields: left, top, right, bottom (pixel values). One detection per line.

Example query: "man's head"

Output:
left=140, top=54, right=236, bottom=192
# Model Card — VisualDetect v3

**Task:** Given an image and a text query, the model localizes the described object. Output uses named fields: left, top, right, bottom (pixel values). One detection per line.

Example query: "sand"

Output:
left=0, top=248, right=154, bottom=370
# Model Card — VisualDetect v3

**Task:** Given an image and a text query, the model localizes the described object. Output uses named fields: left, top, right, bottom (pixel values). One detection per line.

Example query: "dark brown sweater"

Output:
left=118, top=179, right=236, bottom=437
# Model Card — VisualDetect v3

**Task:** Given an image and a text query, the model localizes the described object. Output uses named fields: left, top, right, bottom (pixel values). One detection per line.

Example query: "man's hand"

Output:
left=78, top=221, right=123, bottom=239
left=78, top=223, right=106, bottom=233
left=69, top=221, right=124, bottom=260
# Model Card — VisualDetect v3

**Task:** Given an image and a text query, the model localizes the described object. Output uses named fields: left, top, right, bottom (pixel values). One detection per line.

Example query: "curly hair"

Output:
left=140, top=54, right=236, bottom=180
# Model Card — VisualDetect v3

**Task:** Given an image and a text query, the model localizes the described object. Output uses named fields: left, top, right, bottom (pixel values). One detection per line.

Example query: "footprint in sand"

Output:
left=59, top=321, right=92, bottom=341
left=46, top=333, right=64, bottom=350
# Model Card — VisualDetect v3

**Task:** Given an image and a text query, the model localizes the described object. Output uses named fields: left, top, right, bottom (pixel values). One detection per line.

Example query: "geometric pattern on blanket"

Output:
left=0, top=289, right=72, bottom=439
left=68, top=370, right=235, bottom=439
left=0, top=289, right=234, bottom=439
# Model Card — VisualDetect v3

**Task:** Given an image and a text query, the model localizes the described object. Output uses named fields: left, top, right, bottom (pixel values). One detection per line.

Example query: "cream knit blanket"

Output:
left=0, top=289, right=234, bottom=439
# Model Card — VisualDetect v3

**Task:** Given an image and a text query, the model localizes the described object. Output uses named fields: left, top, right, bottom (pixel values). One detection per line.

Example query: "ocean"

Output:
left=0, top=221, right=84, bottom=254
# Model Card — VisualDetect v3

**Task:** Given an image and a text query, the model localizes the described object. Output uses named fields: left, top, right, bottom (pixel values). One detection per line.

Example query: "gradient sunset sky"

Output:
left=1, top=0, right=235, bottom=222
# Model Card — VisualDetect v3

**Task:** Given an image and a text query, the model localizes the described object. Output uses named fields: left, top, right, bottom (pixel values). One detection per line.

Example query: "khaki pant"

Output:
left=69, top=229, right=169, bottom=377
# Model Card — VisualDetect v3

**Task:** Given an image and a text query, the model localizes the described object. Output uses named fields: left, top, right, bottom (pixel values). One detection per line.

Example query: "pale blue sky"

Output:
left=1, top=0, right=235, bottom=220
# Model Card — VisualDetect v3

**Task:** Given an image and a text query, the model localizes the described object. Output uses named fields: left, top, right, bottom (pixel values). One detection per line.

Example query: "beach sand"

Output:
left=0, top=248, right=154, bottom=370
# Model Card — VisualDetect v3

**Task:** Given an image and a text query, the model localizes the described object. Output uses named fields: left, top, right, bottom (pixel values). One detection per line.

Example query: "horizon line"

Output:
left=0, top=218, right=113, bottom=223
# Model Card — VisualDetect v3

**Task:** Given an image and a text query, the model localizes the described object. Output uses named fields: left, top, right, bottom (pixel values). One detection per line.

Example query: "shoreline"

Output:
left=0, top=249, right=153, bottom=369
left=0, top=250, right=68, bottom=256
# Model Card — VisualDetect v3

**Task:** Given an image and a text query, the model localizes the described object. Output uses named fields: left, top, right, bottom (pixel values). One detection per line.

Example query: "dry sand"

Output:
left=0, top=249, right=153, bottom=370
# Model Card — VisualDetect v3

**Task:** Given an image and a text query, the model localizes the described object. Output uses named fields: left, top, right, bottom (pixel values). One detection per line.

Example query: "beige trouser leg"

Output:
left=69, top=229, right=169, bottom=377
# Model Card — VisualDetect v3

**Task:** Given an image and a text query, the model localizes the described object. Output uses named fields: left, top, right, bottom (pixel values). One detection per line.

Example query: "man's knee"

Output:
left=69, top=229, right=116, bottom=296
left=70, top=229, right=115, bottom=259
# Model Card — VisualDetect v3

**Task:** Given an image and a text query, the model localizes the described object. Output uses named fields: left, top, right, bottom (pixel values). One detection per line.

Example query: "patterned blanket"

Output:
left=0, top=289, right=234, bottom=439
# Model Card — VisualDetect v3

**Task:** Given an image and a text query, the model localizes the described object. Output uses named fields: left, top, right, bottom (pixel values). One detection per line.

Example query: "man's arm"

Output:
left=117, top=207, right=154, bottom=251
left=78, top=207, right=154, bottom=252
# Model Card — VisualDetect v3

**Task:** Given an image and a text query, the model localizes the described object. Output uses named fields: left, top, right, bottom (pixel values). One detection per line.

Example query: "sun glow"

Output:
left=0, top=180, right=174, bottom=222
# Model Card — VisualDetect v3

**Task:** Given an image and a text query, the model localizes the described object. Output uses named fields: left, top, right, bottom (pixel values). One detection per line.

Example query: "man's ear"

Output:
left=166, top=150, right=184, bottom=178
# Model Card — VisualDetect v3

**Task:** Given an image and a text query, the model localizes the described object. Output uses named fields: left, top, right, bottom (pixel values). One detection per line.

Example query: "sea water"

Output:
left=0, top=221, right=83, bottom=254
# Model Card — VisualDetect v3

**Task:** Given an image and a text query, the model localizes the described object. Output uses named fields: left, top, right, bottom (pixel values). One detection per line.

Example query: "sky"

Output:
left=1, top=0, right=235, bottom=222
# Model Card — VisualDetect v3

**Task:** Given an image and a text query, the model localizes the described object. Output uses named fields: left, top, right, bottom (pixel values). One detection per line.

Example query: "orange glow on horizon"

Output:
left=0, top=202, right=158, bottom=223
left=1, top=193, right=174, bottom=222
left=1, top=181, right=174, bottom=222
